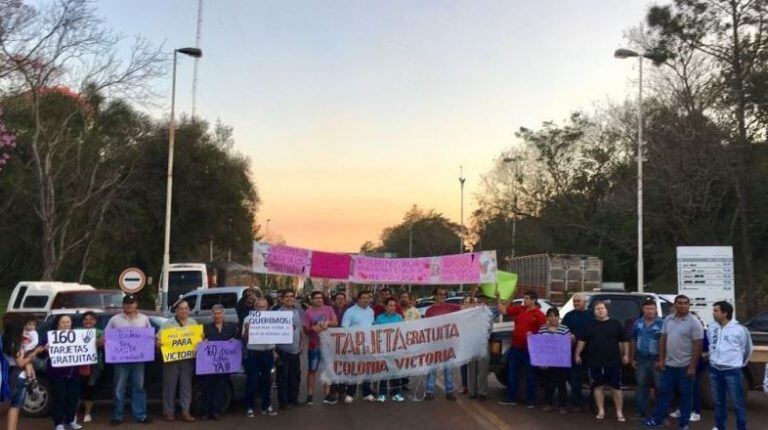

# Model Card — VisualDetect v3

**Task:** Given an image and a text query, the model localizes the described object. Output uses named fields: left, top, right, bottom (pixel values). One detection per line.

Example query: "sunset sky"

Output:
left=100, top=0, right=654, bottom=252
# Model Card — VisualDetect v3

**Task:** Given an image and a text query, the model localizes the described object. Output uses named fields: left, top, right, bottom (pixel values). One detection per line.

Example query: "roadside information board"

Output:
left=676, top=246, right=734, bottom=325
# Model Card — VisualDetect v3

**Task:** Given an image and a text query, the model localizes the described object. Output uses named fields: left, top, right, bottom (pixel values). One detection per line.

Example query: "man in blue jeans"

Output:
left=106, top=295, right=152, bottom=426
left=497, top=290, right=546, bottom=407
left=644, top=295, right=703, bottom=430
left=631, top=300, right=663, bottom=419
left=425, top=287, right=461, bottom=401
left=707, top=301, right=752, bottom=430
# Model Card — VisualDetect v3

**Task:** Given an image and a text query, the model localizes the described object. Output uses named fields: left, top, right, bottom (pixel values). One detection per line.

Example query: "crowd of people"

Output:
left=496, top=291, right=756, bottom=430
left=0, top=287, right=763, bottom=430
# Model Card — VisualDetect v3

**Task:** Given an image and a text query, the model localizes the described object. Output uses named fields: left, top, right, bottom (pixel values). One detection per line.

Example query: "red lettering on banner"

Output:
left=332, top=333, right=344, bottom=355
left=355, top=332, right=365, bottom=354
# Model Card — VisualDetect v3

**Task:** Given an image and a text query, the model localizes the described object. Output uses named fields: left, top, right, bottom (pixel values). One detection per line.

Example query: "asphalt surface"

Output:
left=7, top=369, right=768, bottom=430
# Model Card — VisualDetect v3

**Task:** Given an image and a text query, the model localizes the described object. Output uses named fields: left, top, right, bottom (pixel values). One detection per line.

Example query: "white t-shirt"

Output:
left=22, top=329, right=38, bottom=352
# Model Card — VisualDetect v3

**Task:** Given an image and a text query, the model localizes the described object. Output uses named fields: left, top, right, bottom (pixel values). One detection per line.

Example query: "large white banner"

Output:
left=319, top=307, right=492, bottom=384
left=247, top=311, right=295, bottom=345
left=47, top=329, right=98, bottom=368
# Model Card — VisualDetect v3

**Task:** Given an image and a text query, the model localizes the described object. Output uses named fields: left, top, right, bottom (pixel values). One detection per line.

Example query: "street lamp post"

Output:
left=459, top=165, right=466, bottom=253
left=614, top=48, right=664, bottom=293
left=161, top=47, right=203, bottom=312
left=265, top=218, right=271, bottom=289
left=503, top=156, right=520, bottom=259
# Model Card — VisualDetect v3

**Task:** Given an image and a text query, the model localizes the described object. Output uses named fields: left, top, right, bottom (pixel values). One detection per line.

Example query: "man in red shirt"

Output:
left=425, top=287, right=462, bottom=400
left=497, top=290, right=546, bottom=407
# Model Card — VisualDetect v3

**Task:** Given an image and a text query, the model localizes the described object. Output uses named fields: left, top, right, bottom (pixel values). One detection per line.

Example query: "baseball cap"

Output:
left=123, top=294, right=136, bottom=304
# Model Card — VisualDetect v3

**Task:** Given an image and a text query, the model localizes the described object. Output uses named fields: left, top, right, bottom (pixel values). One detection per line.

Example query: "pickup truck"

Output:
left=488, top=292, right=767, bottom=407
left=2, top=282, right=95, bottom=332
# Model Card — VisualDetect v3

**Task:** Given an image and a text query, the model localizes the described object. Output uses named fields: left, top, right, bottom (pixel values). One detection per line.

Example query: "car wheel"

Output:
left=23, top=376, right=52, bottom=418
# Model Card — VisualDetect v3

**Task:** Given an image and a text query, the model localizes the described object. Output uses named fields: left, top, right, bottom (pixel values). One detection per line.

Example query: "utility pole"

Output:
left=192, top=0, right=203, bottom=119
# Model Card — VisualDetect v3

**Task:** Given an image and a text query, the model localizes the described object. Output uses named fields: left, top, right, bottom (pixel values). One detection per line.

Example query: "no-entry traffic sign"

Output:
left=119, top=267, right=146, bottom=294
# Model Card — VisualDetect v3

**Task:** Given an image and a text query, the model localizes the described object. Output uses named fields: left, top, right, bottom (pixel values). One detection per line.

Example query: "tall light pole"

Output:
left=614, top=48, right=664, bottom=293
left=408, top=222, right=413, bottom=293
left=265, top=218, right=271, bottom=289
left=459, top=166, right=466, bottom=253
left=161, top=47, right=203, bottom=311
left=503, top=156, right=520, bottom=259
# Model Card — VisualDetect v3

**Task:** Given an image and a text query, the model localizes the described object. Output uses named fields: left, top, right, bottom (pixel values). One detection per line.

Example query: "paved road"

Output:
left=8, top=371, right=768, bottom=430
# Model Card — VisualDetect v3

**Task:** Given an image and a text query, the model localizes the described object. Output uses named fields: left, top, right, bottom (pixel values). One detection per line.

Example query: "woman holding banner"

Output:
left=537, top=308, right=571, bottom=414
left=200, top=304, right=239, bottom=420
left=44, top=314, right=83, bottom=430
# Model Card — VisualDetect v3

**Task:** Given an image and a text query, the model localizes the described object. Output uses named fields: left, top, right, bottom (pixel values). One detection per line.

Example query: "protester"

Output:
left=643, top=295, right=704, bottom=429
left=302, top=290, right=338, bottom=405
left=561, top=293, right=593, bottom=412
left=706, top=301, right=752, bottom=430
left=158, top=300, right=197, bottom=422
left=537, top=307, right=571, bottom=414
left=200, top=304, right=239, bottom=420
left=669, top=312, right=708, bottom=422
left=400, top=291, right=421, bottom=321
left=374, top=297, right=405, bottom=402
left=275, top=289, right=303, bottom=409
left=236, top=288, right=259, bottom=331
left=330, top=291, right=349, bottom=400
left=467, top=294, right=493, bottom=401
left=497, top=290, right=546, bottom=407
left=242, top=298, right=278, bottom=417
left=574, top=301, right=629, bottom=422
left=105, top=294, right=152, bottom=426
left=630, top=300, right=663, bottom=420
left=21, top=317, right=39, bottom=388
left=79, top=311, right=105, bottom=423
left=341, top=290, right=376, bottom=403
left=399, top=291, right=421, bottom=392
left=4, top=326, right=45, bottom=430
left=425, top=287, right=462, bottom=401
left=373, top=288, right=402, bottom=317
left=45, top=314, right=83, bottom=430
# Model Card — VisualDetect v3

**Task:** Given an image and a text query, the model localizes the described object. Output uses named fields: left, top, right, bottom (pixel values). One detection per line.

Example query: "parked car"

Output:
left=169, top=286, right=261, bottom=325
left=23, top=309, right=247, bottom=418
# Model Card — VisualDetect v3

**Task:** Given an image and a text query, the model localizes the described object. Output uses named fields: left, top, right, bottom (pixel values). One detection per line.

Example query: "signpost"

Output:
left=677, top=246, right=735, bottom=325
left=119, top=267, right=146, bottom=294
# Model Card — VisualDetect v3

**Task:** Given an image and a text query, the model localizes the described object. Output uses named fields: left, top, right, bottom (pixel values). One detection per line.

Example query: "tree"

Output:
left=361, top=206, right=462, bottom=257
left=0, top=0, right=163, bottom=280
left=647, top=0, right=768, bottom=312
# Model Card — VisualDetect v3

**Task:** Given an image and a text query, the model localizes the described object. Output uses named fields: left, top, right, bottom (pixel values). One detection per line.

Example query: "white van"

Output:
left=3, top=281, right=94, bottom=331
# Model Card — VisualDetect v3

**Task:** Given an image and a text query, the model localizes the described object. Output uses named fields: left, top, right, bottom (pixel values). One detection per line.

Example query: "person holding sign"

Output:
left=43, top=315, right=84, bottom=430
left=5, top=325, right=46, bottom=430
left=574, top=301, right=629, bottom=422
left=425, top=287, right=462, bottom=401
left=158, top=300, right=199, bottom=422
left=79, top=311, right=105, bottom=424
left=340, top=290, right=376, bottom=403
left=537, top=308, right=572, bottom=414
left=105, top=294, right=152, bottom=426
left=275, top=289, right=304, bottom=410
left=199, top=304, right=240, bottom=421
left=302, top=290, right=338, bottom=405
left=374, top=297, right=405, bottom=402
left=242, top=298, right=278, bottom=417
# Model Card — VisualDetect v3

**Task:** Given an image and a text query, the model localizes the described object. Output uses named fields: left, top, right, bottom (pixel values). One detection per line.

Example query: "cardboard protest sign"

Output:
left=105, top=327, right=156, bottom=363
left=247, top=311, right=294, bottom=345
left=195, top=340, right=242, bottom=375
left=528, top=334, right=572, bottom=368
left=480, top=271, right=518, bottom=300
left=47, top=329, right=98, bottom=367
left=160, top=325, right=203, bottom=362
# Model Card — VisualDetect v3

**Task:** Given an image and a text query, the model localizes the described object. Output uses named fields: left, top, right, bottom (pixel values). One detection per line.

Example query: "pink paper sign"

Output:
left=266, top=245, right=311, bottom=275
left=439, top=252, right=481, bottom=283
left=351, top=256, right=434, bottom=284
left=310, top=251, right=351, bottom=279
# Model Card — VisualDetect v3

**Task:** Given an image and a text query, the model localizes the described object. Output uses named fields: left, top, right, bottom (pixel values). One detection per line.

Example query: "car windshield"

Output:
left=58, top=292, right=124, bottom=309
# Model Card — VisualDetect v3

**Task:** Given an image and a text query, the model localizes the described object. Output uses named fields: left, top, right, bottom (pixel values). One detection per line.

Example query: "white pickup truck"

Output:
left=2, top=281, right=94, bottom=332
